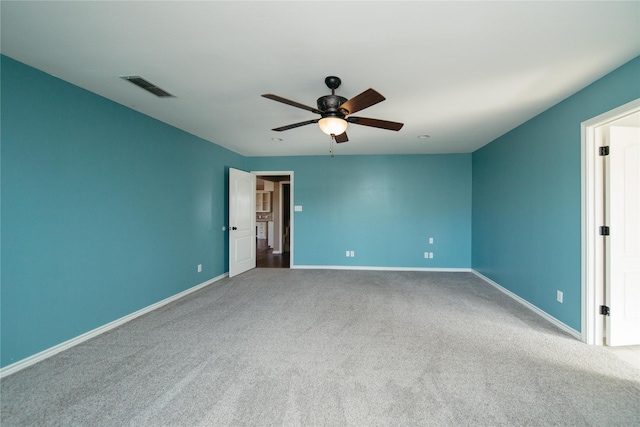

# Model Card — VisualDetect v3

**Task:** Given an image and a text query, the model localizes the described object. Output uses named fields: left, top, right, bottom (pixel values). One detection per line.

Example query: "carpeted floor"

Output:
left=1, top=269, right=639, bottom=426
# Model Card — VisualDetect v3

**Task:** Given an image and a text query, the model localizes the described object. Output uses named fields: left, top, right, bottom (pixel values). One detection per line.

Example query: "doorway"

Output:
left=582, top=98, right=640, bottom=347
left=254, top=171, right=294, bottom=268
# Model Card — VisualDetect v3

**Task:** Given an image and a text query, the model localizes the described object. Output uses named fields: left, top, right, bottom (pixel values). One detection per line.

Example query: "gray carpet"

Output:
left=1, top=269, right=639, bottom=426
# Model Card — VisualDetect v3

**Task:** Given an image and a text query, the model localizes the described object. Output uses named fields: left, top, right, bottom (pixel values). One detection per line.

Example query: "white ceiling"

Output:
left=1, top=1, right=638, bottom=157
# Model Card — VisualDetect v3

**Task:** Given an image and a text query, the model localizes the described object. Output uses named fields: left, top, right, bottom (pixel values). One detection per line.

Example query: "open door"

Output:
left=582, top=99, right=640, bottom=346
left=229, top=168, right=256, bottom=277
left=606, top=125, right=640, bottom=346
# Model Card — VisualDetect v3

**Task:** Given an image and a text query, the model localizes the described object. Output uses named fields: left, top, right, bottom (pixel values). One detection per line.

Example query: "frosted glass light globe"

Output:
left=318, top=117, right=348, bottom=136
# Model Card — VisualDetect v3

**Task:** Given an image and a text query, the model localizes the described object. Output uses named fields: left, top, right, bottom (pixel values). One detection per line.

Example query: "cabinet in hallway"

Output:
left=257, top=222, right=267, bottom=239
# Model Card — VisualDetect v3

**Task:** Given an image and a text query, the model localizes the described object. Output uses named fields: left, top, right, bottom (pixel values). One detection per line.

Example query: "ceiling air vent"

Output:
left=120, top=76, right=175, bottom=98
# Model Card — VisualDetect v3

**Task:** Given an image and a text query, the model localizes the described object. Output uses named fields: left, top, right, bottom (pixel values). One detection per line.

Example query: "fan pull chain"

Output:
left=329, top=135, right=335, bottom=157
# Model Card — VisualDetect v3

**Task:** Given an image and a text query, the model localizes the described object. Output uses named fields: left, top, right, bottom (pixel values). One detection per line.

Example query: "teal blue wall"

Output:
left=1, top=56, right=245, bottom=367
left=472, top=57, right=640, bottom=331
left=248, top=154, right=472, bottom=268
left=3, top=52, right=638, bottom=369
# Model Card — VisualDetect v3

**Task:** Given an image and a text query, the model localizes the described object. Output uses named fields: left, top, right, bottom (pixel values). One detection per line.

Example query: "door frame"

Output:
left=581, top=98, right=640, bottom=345
left=276, top=180, right=291, bottom=255
left=252, top=170, right=294, bottom=267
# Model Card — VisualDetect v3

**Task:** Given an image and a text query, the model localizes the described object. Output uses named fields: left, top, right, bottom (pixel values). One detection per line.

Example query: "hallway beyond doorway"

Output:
left=256, top=238, right=290, bottom=268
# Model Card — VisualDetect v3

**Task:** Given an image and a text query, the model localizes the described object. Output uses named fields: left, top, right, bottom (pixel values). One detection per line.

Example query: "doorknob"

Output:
left=231, top=226, right=237, bottom=230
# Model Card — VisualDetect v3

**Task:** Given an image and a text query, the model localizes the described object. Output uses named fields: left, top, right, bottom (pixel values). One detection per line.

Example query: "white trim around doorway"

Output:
left=252, top=170, right=294, bottom=267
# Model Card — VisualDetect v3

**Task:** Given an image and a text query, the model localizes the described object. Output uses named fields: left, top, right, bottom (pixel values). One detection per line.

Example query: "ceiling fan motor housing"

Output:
left=317, top=95, right=348, bottom=118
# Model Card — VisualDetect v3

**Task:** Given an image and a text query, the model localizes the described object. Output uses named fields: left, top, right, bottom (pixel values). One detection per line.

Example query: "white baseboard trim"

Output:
left=471, top=270, right=581, bottom=340
left=0, top=273, right=228, bottom=379
left=292, top=265, right=472, bottom=272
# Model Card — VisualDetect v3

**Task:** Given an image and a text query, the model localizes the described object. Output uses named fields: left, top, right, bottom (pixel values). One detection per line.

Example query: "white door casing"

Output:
left=229, top=168, right=256, bottom=277
left=606, top=125, right=640, bottom=346
left=252, top=170, right=294, bottom=267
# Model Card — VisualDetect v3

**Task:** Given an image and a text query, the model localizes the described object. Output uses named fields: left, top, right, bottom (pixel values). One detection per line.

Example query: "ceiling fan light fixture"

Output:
left=318, top=117, right=348, bottom=136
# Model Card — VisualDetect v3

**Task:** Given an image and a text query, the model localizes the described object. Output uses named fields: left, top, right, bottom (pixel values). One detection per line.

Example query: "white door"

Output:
left=606, top=125, right=640, bottom=346
left=229, top=168, right=256, bottom=277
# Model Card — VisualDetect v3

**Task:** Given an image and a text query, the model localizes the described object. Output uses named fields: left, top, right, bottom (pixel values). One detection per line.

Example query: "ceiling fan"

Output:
left=262, top=76, right=404, bottom=143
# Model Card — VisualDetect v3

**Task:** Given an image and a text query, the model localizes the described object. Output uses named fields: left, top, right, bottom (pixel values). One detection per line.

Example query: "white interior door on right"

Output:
left=606, top=125, right=640, bottom=346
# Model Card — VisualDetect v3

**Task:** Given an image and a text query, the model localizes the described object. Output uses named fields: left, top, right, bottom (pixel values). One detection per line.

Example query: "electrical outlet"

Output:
left=350, top=251, right=355, bottom=257
left=429, top=237, right=434, bottom=244
left=197, top=264, right=202, bottom=273
left=429, top=252, right=433, bottom=259
left=346, top=250, right=350, bottom=257
left=424, top=252, right=428, bottom=259
left=557, top=290, right=563, bottom=303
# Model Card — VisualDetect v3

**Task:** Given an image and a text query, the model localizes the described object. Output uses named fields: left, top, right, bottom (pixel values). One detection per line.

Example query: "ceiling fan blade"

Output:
left=347, top=116, right=404, bottom=131
left=262, top=94, right=323, bottom=114
left=338, top=89, right=385, bottom=115
left=272, top=119, right=319, bottom=132
left=334, top=132, right=349, bottom=143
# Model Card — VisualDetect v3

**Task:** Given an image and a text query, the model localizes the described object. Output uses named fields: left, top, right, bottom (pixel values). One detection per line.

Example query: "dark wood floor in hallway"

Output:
left=256, top=238, right=289, bottom=268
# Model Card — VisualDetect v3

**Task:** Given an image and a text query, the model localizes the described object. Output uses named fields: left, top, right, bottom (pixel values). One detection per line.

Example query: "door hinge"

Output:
left=599, top=226, right=610, bottom=236
left=600, top=305, right=610, bottom=316
left=599, top=146, right=610, bottom=156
